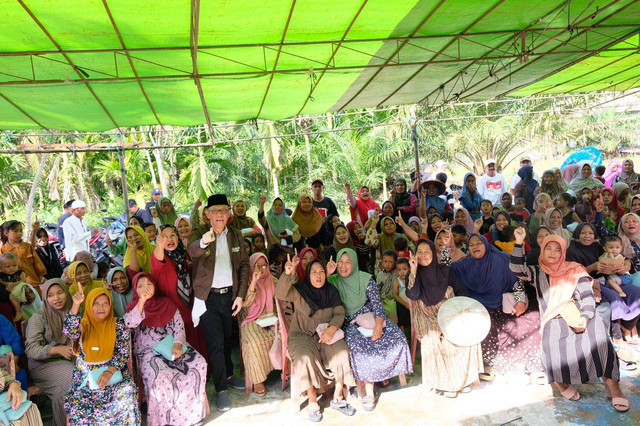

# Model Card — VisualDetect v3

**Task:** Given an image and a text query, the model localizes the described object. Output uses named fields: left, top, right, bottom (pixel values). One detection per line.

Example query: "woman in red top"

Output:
left=151, top=224, right=208, bottom=359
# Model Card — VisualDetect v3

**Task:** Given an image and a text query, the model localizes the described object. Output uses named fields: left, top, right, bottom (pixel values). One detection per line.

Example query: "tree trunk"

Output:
left=300, top=117, right=313, bottom=175
left=25, top=152, right=49, bottom=239
left=62, top=154, right=72, bottom=202
left=145, top=148, right=158, bottom=189
left=148, top=127, right=168, bottom=196
left=271, top=168, right=280, bottom=198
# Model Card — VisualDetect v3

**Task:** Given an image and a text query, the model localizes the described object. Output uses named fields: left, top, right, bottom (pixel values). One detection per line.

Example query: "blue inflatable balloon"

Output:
left=561, top=146, right=602, bottom=170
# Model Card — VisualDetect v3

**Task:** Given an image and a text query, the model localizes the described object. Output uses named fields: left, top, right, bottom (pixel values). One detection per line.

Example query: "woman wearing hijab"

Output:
left=514, top=165, right=539, bottom=212
left=276, top=257, right=355, bottom=422
left=604, top=159, right=623, bottom=188
left=25, top=279, right=75, bottom=426
left=296, top=247, right=318, bottom=283
left=459, top=173, right=484, bottom=220
left=230, top=200, right=261, bottom=237
left=34, top=227, right=64, bottom=279
left=324, top=224, right=357, bottom=265
left=174, top=216, right=193, bottom=249
left=535, top=170, right=562, bottom=200
left=543, top=208, right=572, bottom=246
left=345, top=182, right=380, bottom=226
left=376, top=201, right=403, bottom=234
left=526, top=226, right=552, bottom=266
left=434, top=228, right=467, bottom=263
left=600, top=188, right=625, bottom=220
left=63, top=287, right=140, bottom=425
left=451, top=235, right=542, bottom=380
left=124, top=273, right=207, bottom=426
left=151, top=225, right=207, bottom=359
left=328, top=248, right=412, bottom=411
left=106, top=267, right=133, bottom=318
left=612, top=182, right=632, bottom=212
left=569, top=162, right=605, bottom=193
left=67, top=261, right=103, bottom=313
left=552, top=167, right=568, bottom=191
left=292, top=194, right=327, bottom=249
left=406, top=239, right=480, bottom=397
left=106, top=215, right=144, bottom=256
left=346, top=221, right=370, bottom=272
left=614, top=159, right=639, bottom=185
left=123, top=225, right=154, bottom=276
left=420, top=180, right=448, bottom=216
left=258, top=196, right=300, bottom=251
left=479, top=211, right=531, bottom=255
left=565, top=222, right=640, bottom=355
left=391, top=178, right=417, bottom=222
left=154, top=196, right=179, bottom=226
left=238, top=253, right=277, bottom=397
left=454, top=207, right=475, bottom=237
left=510, top=230, right=627, bottom=412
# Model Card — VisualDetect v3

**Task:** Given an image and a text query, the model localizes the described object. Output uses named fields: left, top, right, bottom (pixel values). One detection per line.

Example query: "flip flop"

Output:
left=612, top=397, right=630, bottom=413
left=307, top=406, right=322, bottom=422
left=362, top=395, right=376, bottom=411
left=560, top=386, right=580, bottom=401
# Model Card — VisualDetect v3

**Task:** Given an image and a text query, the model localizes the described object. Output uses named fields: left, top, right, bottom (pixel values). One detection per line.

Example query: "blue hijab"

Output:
left=517, top=165, right=538, bottom=211
left=451, top=234, right=517, bottom=308
left=424, top=194, right=446, bottom=214
left=459, top=172, right=484, bottom=219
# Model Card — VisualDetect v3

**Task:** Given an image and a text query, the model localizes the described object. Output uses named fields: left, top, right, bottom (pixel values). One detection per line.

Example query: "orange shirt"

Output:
left=0, top=241, right=47, bottom=286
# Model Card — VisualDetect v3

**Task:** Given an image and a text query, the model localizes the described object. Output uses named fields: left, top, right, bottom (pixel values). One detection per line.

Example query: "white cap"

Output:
left=435, top=160, right=446, bottom=167
left=70, top=200, right=86, bottom=209
left=484, top=158, right=496, bottom=166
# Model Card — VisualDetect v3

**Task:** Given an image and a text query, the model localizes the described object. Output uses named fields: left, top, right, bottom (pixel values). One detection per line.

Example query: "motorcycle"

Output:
left=90, top=213, right=125, bottom=268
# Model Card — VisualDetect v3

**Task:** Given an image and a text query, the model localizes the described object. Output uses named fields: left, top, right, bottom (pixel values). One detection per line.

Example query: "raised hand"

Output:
left=251, top=267, right=262, bottom=284
left=593, top=194, right=604, bottom=213
left=409, top=251, right=418, bottom=275
left=396, top=212, right=405, bottom=227
left=514, top=227, right=527, bottom=245
left=326, top=255, right=337, bottom=275
left=72, top=281, right=85, bottom=308
left=283, top=253, right=297, bottom=276
left=473, top=218, right=483, bottom=233
left=31, top=215, right=40, bottom=233
left=201, top=227, right=215, bottom=245
left=194, top=198, right=202, bottom=209
left=344, top=180, right=351, bottom=193
left=420, top=217, right=429, bottom=232
left=259, top=189, right=266, bottom=206
left=155, top=232, right=167, bottom=250
left=442, top=229, right=453, bottom=247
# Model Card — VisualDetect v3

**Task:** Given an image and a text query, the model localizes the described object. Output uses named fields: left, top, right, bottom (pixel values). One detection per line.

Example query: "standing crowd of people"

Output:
left=0, top=155, right=638, bottom=424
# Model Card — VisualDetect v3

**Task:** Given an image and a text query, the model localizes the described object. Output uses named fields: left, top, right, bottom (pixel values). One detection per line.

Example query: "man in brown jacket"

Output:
left=188, top=193, right=250, bottom=412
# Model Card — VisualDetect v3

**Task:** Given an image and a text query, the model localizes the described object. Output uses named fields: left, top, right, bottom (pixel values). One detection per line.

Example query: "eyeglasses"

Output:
left=208, top=207, right=229, bottom=215
left=255, top=264, right=268, bottom=269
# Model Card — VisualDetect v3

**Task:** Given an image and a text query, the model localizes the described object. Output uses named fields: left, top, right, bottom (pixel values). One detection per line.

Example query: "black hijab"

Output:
left=405, top=240, right=450, bottom=306
left=427, top=213, right=443, bottom=241
left=295, top=260, right=343, bottom=317
left=565, top=222, right=603, bottom=275
left=160, top=224, right=192, bottom=307
left=526, top=225, right=551, bottom=266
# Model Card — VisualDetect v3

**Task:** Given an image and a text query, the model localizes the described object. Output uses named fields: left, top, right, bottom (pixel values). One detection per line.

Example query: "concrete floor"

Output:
left=202, top=364, right=640, bottom=425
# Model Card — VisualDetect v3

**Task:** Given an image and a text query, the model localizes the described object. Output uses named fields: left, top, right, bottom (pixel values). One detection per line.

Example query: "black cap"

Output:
left=207, top=194, right=230, bottom=208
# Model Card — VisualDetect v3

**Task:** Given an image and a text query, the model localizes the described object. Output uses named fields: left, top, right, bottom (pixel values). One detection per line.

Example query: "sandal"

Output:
left=611, top=397, right=630, bottom=413
left=254, top=383, right=267, bottom=398
left=362, top=395, right=376, bottom=412
left=559, top=385, right=580, bottom=401
left=459, top=386, right=471, bottom=394
left=307, top=405, right=322, bottom=423
left=330, top=399, right=355, bottom=416
left=442, top=391, right=458, bottom=398
left=479, top=365, right=495, bottom=382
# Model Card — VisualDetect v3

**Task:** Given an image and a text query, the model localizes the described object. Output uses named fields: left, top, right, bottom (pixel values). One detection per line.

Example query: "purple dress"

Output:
left=343, top=278, right=413, bottom=382
left=124, top=308, right=207, bottom=426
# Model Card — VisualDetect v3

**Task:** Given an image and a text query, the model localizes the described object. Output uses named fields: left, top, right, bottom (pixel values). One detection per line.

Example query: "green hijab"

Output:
left=328, top=248, right=371, bottom=316
left=156, top=196, right=179, bottom=225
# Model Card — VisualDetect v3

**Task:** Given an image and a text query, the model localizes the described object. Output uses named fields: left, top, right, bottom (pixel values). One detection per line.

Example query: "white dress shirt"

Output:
left=62, top=215, right=91, bottom=260
left=200, top=227, right=233, bottom=288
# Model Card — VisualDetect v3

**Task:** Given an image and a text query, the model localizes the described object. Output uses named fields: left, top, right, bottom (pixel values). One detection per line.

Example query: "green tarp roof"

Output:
left=1, top=0, right=640, bottom=131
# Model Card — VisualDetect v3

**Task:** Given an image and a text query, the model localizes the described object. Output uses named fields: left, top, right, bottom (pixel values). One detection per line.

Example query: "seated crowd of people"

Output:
left=0, top=156, right=638, bottom=424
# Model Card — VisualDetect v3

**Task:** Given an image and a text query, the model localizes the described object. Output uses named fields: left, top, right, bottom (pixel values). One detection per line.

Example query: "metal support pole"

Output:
left=117, top=134, right=130, bottom=224
left=410, top=105, right=420, bottom=176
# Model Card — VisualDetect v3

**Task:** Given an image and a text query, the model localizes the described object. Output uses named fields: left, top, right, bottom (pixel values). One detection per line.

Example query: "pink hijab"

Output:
left=435, top=228, right=467, bottom=262
left=174, top=216, right=191, bottom=248
left=454, top=207, right=474, bottom=237
left=242, top=253, right=275, bottom=326
left=604, top=159, right=622, bottom=188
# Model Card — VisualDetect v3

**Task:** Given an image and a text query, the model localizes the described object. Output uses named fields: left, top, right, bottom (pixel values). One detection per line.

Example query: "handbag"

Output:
left=352, top=312, right=386, bottom=329
left=268, top=321, right=283, bottom=370
left=502, top=292, right=529, bottom=314
left=0, top=390, right=32, bottom=425
left=82, top=366, right=123, bottom=390
left=152, top=335, right=188, bottom=361
left=315, top=323, right=344, bottom=345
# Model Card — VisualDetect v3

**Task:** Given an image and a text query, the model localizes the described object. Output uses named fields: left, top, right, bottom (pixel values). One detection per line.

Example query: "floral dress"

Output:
left=343, top=278, right=413, bottom=382
left=63, top=314, right=140, bottom=426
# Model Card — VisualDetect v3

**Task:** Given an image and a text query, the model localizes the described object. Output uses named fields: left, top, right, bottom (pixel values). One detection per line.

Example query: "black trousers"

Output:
left=201, top=290, right=235, bottom=392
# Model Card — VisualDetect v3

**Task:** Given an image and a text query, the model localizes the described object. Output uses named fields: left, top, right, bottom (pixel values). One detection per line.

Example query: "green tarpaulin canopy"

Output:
left=1, top=0, right=639, bottom=131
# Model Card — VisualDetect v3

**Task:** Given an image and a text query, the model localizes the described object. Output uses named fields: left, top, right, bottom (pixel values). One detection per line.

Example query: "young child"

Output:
left=393, top=257, right=411, bottom=333
left=441, top=211, right=454, bottom=226
left=0, top=253, right=27, bottom=321
left=268, top=245, right=286, bottom=279
left=10, top=282, right=42, bottom=322
left=141, top=222, right=157, bottom=245
left=243, top=238, right=253, bottom=257
left=513, top=197, right=530, bottom=221
left=376, top=250, right=398, bottom=324
left=450, top=225, right=468, bottom=254
left=599, top=236, right=632, bottom=298
left=252, top=234, right=268, bottom=256
left=494, top=225, right=517, bottom=255
left=393, top=236, right=411, bottom=260
left=602, top=206, right=616, bottom=231
left=479, top=200, right=494, bottom=235
left=1, top=220, right=47, bottom=291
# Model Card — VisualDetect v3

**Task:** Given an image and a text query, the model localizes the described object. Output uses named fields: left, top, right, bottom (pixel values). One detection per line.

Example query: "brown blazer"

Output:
left=188, top=226, right=250, bottom=301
